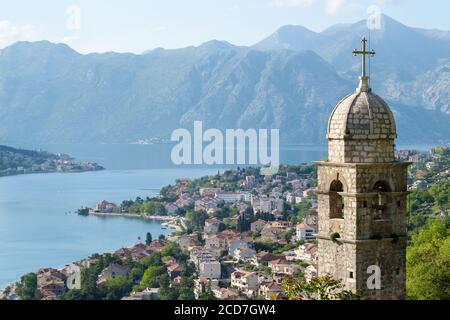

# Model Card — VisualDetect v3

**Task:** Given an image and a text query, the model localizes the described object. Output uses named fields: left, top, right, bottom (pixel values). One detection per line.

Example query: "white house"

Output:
left=259, top=198, right=272, bottom=213
left=205, top=235, right=227, bottom=252
left=122, top=288, right=159, bottom=300
left=231, top=269, right=259, bottom=296
left=164, top=202, right=179, bottom=215
left=199, top=259, right=221, bottom=279
left=244, top=176, right=256, bottom=188
left=296, top=223, right=316, bottom=241
left=259, top=282, right=285, bottom=300
left=176, top=234, right=200, bottom=251
left=204, top=218, right=222, bottom=234
left=200, top=188, right=222, bottom=197
left=268, top=258, right=301, bottom=276
left=286, top=193, right=296, bottom=204
left=190, top=248, right=218, bottom=267
left=228, top=238, right=252, bottom=256
left=215, top=192, right=251, bottom=203
left=195, top=198, right=221, bottom=212
left=233, top=246, right=256, bottom=262
left=295, top=243, right=318, bottom=264
left=250, top=220, right=267, bottom=233
left=303, top=188, right=316, bottom=198
left=95, top=200, right=119, bottom=213
left=305, top=265, right=318, bottom=282
left=213, top=287, right=239, bottom=300
left=96, top=263, right=130, bottom=286
left=275, top=199, right=284, bottom=212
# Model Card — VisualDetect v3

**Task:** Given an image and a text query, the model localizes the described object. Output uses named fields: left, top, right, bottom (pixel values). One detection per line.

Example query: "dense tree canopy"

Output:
left=407, top=220, right=450, bottom=300
left=16, top=273, right=39, bottom=300
left=105, top=276, right=133, bottom=300
left=282, top=275, right=360, bottom=300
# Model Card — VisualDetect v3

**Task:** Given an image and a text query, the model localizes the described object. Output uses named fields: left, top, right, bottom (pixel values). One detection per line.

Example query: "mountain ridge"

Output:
left=0, top=15, right=449, bottom=145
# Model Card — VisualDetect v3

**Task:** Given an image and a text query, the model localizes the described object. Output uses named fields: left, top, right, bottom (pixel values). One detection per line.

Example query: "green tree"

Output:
left=61, top=289, right=87, bottom=300
left=407, top=220, right=450, bottom=300
left=159, top=283, right=179, bottom=300
left=16, top=273, right=39, bottom=300
left=142, top=201, right=167, bottom=216
left=146, top=232, right=153, bottom=245
left=186, top=210, right=209, bottom=231
left=407, top=180, right=450, bottom=234
left=161, top=242, right=186, bottom=262
left=236, top=207, right=254, bottom=232
left=236, top=214, right=249, bottom=232
left=178, top=276, right=195, bottom=300
left=105, top=276, right=133, bottom=300
left=140, top=266, right=166, bottom=288
left=130, top=267, right=144, bottom=283
left=282, top=275, right=360, bottom=300
left=178, top=288, right=194, bottom=300
left=139, top=252, right=163, bottom=269
left=198, top=280, right=216, bottom=300
left=255, top=211, right=275, bottom=222
left=80, top=267, right=103, bottom=299
left=281, top=228, right=296, bottom=243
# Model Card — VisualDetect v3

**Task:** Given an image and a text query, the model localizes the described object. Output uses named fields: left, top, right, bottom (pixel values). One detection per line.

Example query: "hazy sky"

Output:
left=0, top=0, right=449, bottom=53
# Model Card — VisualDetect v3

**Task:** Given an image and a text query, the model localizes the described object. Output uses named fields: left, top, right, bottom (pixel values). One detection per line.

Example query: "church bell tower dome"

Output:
left=326, top=37, right=397, bottom=164
left=327, top=90, right=397, bottom=141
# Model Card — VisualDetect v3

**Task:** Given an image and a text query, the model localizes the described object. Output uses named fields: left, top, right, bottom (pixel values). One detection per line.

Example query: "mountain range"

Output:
left=0, top=14, right=449, bottom=145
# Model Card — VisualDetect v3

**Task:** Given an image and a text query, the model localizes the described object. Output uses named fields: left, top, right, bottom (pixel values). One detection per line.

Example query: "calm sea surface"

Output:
left=0, top=143, right=433, bottom=287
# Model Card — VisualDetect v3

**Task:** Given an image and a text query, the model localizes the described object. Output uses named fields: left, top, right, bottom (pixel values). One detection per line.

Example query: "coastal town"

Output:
left=0, top=145, right=104, bottom=177
left=1, top=146, right=448, bottom=301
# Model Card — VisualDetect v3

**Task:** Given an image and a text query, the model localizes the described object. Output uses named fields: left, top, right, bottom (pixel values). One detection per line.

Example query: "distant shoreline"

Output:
left=89, top=212, right=172, bottom=221
left=0, top=144, right=105, bottom=179
left=88, top=211, right=182, bottom=231
left=0, top=167, right=105, bottom=179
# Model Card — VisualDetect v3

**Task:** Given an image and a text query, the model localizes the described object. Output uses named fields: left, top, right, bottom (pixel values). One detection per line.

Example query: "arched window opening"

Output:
left=329, top=180, right=344, bottom=219
left=372, top=181, right=392, bottom=220
left=373, top=181, right=391, bottom=193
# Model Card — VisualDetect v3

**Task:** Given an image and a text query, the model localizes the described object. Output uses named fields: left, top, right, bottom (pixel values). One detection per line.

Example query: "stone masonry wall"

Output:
left=329, top=139, right=395, bottom=164
left=317, top=161, right=408, bottom=299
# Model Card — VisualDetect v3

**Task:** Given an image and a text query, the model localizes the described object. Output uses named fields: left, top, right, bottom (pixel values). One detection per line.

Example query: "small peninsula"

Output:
left=0, top=145, right=104, bottom=177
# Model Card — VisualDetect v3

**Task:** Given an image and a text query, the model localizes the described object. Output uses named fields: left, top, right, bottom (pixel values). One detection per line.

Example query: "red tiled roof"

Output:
left=268, top=258, right=288, bottom=265
left=167, top=262, right=183, bottom=272
left=252, top=220, right=267, bottom=225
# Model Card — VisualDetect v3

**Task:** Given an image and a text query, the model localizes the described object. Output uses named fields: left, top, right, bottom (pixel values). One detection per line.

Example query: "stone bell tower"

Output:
left=316, top=37, right=410, bottom=300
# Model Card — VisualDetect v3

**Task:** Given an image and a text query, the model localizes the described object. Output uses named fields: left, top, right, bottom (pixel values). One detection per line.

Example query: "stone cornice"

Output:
left=317, top=191, right=410, bottom=197
left=317, top=234, right=407, bottom=244
left=315, top=161, right=412, bottom=168
left=339, top=191, right=410, bottom=197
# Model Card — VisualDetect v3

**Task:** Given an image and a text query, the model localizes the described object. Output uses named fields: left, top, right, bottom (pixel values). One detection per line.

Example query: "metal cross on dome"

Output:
left=353, top=36, right=376, bottom=78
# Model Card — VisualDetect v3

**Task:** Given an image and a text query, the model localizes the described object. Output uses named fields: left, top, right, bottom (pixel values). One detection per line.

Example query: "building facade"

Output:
left=296, top=223, right=316, bottom=241
left=198, top=259, right=221, bottom=279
